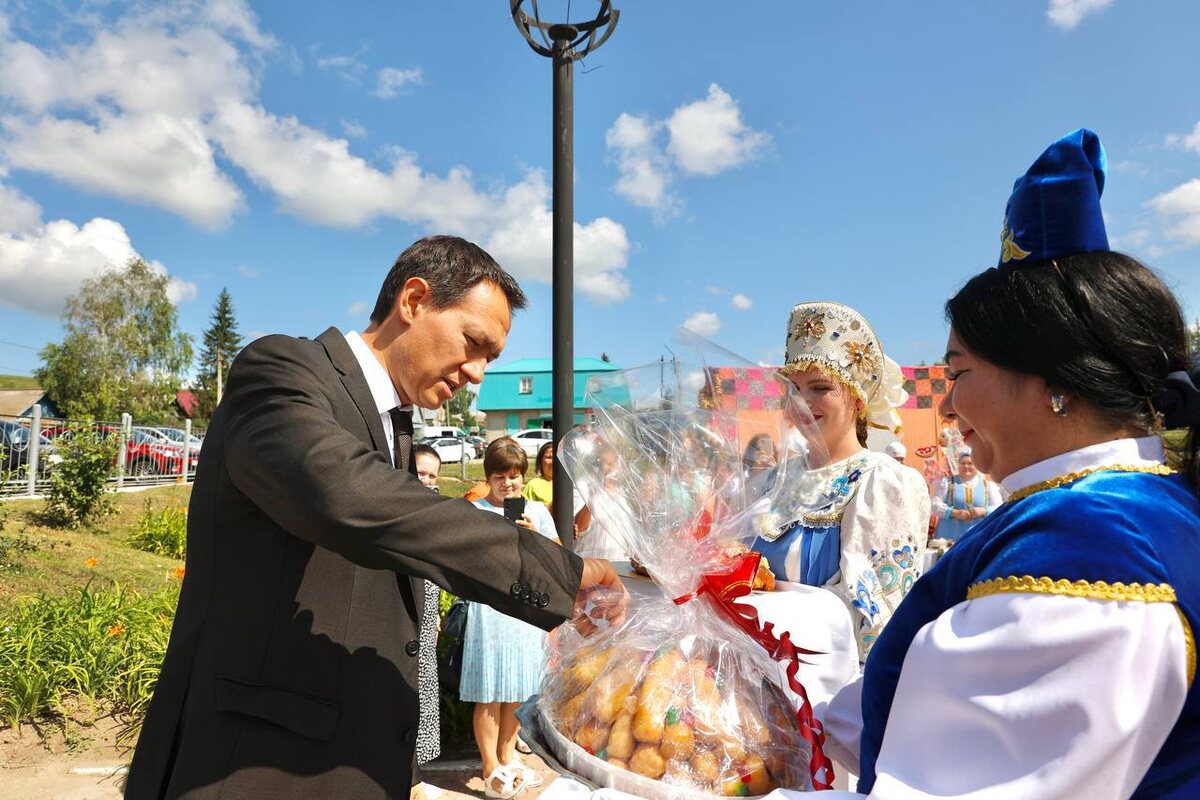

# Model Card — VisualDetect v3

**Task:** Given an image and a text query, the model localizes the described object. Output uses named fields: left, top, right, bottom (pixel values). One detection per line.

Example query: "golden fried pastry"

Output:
left=660, top=717, right=695, bottom=759
left=607, top=709, right=635, bottom=760
left=589, top=661, right=640, bottom=723
left=630, top=745, right=667, bottom=779
left=690, top=749, right=720, bottom=785
left=574, top=720, right=610, bottom=753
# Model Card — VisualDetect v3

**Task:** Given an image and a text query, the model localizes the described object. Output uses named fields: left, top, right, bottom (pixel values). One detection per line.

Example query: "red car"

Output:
left=43, top=424, right=198, bottom=478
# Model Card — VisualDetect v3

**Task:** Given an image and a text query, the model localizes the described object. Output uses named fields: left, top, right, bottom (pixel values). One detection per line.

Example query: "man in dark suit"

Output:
left=126, top=236, right=623, bottom=799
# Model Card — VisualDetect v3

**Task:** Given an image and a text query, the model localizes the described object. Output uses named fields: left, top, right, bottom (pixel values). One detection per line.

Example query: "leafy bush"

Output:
left=0, top=580, right=179, bottom=727
left=128, top=501, right=188, bottom=559
left=44, top=427, right=117, bottom=529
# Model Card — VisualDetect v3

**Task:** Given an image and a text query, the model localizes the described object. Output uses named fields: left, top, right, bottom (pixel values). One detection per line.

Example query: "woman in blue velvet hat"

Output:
left=802, top=129, right=1200, bottom=799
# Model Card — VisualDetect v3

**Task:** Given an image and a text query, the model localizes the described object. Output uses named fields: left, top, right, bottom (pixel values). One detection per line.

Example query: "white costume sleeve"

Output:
left=778, top=593, right=1190, bottom=800
left=983, top=479, right=1004, bottom=513
left=929, top=477, right=950, bottom=518
left=833, top=461, right=930, bottom=660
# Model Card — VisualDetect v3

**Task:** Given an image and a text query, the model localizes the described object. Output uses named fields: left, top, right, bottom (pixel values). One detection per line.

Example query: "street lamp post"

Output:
left=511, top=1, right=619, bottom=547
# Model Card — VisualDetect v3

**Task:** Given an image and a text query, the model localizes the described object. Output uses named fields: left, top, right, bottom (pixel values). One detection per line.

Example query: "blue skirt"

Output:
left=458, top=601, right=548, bottom=704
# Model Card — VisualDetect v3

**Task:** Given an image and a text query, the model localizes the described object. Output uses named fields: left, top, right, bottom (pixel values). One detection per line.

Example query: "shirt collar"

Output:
left=1001, top=436, right=1166, bottom=496
left=343, top=330, right=405, bottom=416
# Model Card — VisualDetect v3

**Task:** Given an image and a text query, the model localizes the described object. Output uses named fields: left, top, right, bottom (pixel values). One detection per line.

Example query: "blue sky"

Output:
left=1, top=0, right=1198, bottom=382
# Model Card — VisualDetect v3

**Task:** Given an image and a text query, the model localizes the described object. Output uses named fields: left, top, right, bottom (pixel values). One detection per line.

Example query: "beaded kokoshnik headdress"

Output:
left=780, top=301, right=907, bottom=434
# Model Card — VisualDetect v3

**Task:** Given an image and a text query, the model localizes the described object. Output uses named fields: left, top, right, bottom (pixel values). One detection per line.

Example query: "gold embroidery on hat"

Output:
left=790, top=311, right=827, bottom=343
left=1000, top=223, right=1030, bottom=263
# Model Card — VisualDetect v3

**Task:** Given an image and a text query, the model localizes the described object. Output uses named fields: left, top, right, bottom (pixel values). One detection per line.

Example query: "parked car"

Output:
left=44, top=424, right=197, bottom=478
left=0, top=420, right=61, bottom=478
left=424, top=437, right=469, bottom=464
left=510, top=428, right=553, bottom=457
left=153, top=427, right=204, bottom=455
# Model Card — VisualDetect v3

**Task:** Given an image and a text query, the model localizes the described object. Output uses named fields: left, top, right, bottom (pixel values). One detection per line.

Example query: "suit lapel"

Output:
left=315, top=327, right=425, bottom=612
left=315, top=327, right=389, bottom=457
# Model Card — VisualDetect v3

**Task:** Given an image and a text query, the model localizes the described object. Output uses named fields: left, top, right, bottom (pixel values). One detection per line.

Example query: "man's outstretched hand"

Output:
left=572, top=558, right=628, bottom=635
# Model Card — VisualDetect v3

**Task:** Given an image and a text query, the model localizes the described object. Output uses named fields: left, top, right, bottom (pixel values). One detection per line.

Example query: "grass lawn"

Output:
left=0, top=456, right=489, bottom=611
left=0, top=486, right=190, bottom=613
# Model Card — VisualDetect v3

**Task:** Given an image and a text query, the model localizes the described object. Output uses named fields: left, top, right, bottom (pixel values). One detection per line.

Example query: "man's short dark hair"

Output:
left=371, top=236, right=528, bottom=323
left=413, top=443, right=440, bottom=463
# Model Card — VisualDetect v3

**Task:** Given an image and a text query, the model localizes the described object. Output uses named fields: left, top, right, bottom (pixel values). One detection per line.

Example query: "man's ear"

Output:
left=395, top=277, right=431, bottom=324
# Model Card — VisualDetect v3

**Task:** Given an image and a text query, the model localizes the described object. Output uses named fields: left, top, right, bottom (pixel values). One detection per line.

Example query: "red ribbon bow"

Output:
left=674, top=553, right=835, bottom=791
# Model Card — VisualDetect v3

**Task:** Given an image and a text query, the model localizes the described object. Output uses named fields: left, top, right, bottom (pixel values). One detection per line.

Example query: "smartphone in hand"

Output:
left=503, top=496, right=526, bottom=522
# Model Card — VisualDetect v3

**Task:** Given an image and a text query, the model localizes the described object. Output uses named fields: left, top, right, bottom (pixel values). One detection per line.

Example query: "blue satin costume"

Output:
left=857, top=470, right=1200, bottom=798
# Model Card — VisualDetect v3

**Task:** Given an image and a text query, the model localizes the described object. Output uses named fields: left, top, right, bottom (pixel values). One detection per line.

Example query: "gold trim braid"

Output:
left=967, top=576, right=1178, bottom=603
left=1177, top=606, right=1197, bottom=687
left=1006, top=464, right=1176, bottom=504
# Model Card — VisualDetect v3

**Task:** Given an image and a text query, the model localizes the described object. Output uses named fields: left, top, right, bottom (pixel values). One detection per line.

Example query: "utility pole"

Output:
left=511, top=0, right=619, bottom=546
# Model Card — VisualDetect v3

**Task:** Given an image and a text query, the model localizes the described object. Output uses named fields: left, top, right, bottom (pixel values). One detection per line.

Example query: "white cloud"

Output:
left=666, top=84, right=770, bottom=177
left=2, top=112, right=243, bottom=229
left=0, top=173, right=42, bottom=236
left=341, top=119, right=367, bottom=138
left=0, top=1, right=632, bottom=304
left=347, top=300, right=370, bottom=315
left=1047, top=0, right=1113, bottom=30
left=237, top=264, right=260, bottom=278
left=1148, top=179, right=1200, bottom=246
left=317, top=54, right=366, bottom=73
left=606, top=113, right=676, bottom=216
left=0, top=182, right=196, bottom=317
left=683, top=311, right=721, bottom=338
left=606, top=84, right=768, bottom=216
left=1166, top=122, right=1200, bottom=154
left=731, top=293, right=753, bottom=310
left=375, top=67, right=422, bottom=98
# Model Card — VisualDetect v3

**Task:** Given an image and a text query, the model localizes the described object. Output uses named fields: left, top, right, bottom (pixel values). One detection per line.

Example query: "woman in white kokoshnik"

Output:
left=753, top=301, right=929, bottom=661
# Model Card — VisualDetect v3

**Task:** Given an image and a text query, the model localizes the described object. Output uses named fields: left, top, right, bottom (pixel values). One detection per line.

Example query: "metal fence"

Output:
left=0, top=407, right=206, bottom=498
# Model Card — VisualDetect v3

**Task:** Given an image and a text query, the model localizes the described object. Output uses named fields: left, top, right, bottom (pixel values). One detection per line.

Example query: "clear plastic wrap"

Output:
left=540, top=353, right=835, bottom=797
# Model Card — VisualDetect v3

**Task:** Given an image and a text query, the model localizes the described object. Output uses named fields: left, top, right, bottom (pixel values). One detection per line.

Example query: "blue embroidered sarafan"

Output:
left=857, top=470, right=1200, bottom=798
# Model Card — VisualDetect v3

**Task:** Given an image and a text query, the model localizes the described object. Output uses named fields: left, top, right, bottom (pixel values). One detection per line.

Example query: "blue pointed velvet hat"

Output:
left=998, top=128, right=1109, bottom=267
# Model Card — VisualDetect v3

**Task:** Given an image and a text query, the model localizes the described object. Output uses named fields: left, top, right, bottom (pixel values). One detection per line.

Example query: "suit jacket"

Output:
left=125, top=328, right=583, bottom=799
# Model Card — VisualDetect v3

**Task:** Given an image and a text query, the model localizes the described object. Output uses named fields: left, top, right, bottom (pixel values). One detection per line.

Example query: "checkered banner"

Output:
left=901, top=365, right=950, bottom=409
left=706, top=367, right=788, bottom=411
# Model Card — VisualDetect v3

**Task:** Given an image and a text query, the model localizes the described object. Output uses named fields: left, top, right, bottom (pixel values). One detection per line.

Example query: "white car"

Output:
left=426, top=437, right=469, bottom=464
left=510, top=428, right=553, bottom=457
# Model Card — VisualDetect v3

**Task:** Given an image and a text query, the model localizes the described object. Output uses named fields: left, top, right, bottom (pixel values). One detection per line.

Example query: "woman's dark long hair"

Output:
left=945, top=251, right=1198, bottom=492
left=534, top=441, right=554, bottom=480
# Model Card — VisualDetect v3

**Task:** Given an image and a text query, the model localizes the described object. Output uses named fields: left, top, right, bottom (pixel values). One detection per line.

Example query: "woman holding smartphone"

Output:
left=459, top=439, right=558, bottom=799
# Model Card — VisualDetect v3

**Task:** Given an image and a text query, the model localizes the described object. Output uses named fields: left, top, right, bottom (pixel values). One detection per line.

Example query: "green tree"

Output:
left=447, top=387, right=476, bottom=430
left=37, top=257, right=194, bottom=421
left=194, top=288, right=242, bottom=420
left=1188, top=318, right=1200, bottom=356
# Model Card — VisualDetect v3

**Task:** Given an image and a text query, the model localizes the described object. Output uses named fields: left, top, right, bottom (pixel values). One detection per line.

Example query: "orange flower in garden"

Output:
left=107, top=623, right=126, bottom=637
left=84, top=557, right=99, bottom=568
left=171, top=566, right=186, bottom=581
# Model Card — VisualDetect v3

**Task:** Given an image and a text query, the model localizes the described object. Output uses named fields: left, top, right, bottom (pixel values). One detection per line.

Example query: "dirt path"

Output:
left=0, top=723, right=562, bottom=800
left=1, top=716, right=127, bottom=799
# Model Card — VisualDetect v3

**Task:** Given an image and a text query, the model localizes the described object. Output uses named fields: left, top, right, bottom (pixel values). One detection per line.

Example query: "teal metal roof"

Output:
left=485, top=357, right=617, bottom=375
left=477, top=358, right=622, bottom=411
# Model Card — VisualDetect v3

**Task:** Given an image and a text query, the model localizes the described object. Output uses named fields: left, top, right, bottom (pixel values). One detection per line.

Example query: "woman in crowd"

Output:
left=523, top=441, right=556, bottom=511
left=753, top=301, right=930, bottom=661
left=459, top=440, right=558, bottom=799
left=930, top=448, right=1003, bottom=540
left=817, top=129, right=1200, bottom=799
left=743, top=433, right=779, bottom=480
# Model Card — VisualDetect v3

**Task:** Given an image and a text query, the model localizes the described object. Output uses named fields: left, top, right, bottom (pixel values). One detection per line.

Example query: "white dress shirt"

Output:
left=344, top=331, right=406, bottom=464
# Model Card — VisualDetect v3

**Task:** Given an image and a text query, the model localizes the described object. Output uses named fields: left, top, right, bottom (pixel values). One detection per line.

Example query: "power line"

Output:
left=0, top=338, right=40, bottom=351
